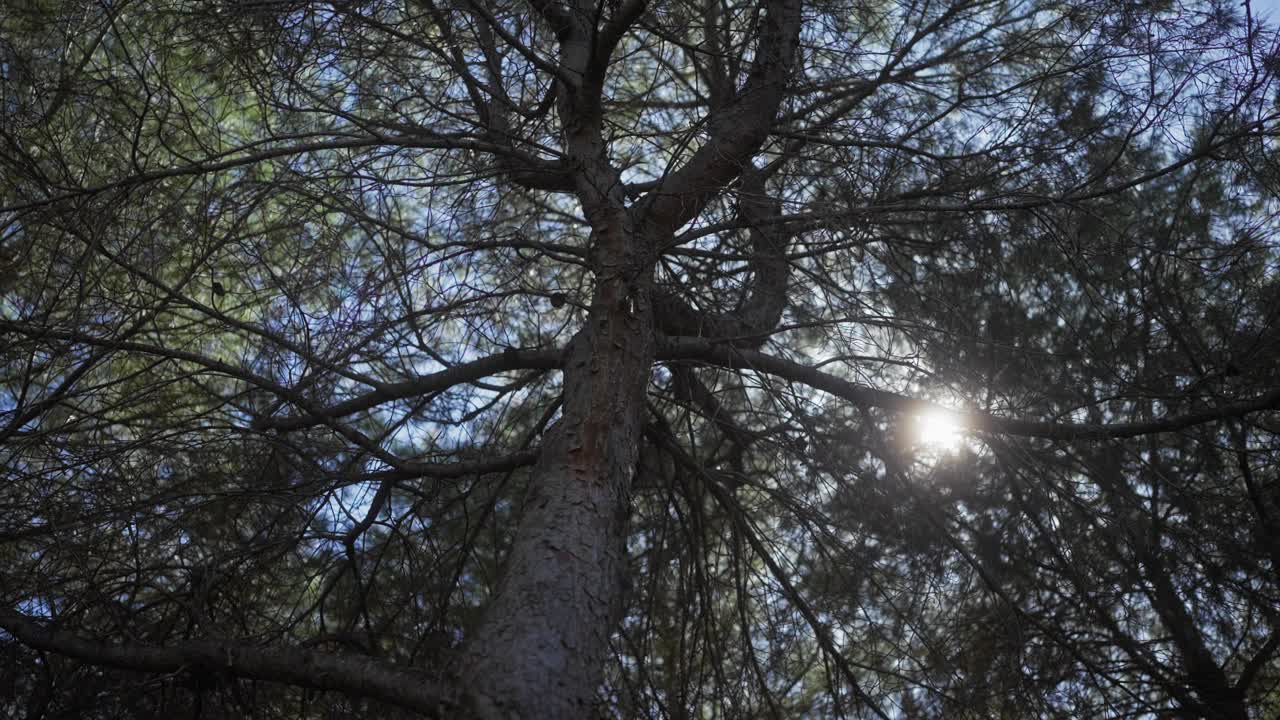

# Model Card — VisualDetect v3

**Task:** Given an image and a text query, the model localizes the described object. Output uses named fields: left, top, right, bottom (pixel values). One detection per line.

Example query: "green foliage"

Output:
left=4, top=0, right=1280, bottom=717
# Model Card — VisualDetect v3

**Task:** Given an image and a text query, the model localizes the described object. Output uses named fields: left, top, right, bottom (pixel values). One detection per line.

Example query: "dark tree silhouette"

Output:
left=3, top=0, right=1280, bottom=717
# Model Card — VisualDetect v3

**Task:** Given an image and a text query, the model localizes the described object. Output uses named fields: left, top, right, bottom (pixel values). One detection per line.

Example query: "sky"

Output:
left=1253, top=0, right=1280, bottom=23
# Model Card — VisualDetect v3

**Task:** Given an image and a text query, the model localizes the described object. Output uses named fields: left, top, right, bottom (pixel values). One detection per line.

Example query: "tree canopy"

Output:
left=3, top=0, right=1280, bottom=717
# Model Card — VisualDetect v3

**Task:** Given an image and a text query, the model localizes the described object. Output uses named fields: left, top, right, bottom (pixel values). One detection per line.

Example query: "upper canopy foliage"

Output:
left=2, top=0, right=1280, bottom=717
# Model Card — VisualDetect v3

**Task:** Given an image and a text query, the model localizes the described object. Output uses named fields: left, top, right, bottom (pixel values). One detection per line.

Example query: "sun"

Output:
left=915, top=408, right=963, bottom=451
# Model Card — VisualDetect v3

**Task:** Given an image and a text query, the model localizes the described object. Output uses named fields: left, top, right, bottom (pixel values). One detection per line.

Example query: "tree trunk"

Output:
left=459, top=212, right=655, bottom=718
left=455, top=0, right=796, bottom=708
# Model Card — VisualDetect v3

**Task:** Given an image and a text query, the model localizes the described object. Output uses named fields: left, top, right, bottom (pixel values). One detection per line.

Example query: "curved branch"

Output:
left=595, top=0, right=651, bottom=68
left=2, top=132, right=561, bottom=214
left=431, top=0, right=577, bottom=193
left=259, top=348, right=562, bottom=432
left=0, top=609, right=468, bottom=717
left=660, top=338, right=1280, bottom=440
left=639, top=0, right=802, bottom=231
left=653, top=167, right=791, bottom=347
left=258, top=338, right=1280, bottom=441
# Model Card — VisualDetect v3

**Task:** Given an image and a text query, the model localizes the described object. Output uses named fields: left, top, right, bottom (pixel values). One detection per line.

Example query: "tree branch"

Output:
left=259, top=349, right=562, bottom=432
left=660, top=338, right=1280, bottom=440
left=2, top=132, right=562, bottom=214
left=653, top=167, right=791, bottom=347
left=371, top=448, right=542, bottom=480
left=0, top=610, right=468, bottom=717
left=639, top=0, right=802, bottom=231
left=257, top=338, right=1280, bottom=441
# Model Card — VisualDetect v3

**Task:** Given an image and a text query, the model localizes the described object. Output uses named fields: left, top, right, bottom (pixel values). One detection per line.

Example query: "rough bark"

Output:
left=451, top=0, right=667, bottom=712
left=453, top=0, right=802, bottom=710
left=457, top=216, right=656, bottom=718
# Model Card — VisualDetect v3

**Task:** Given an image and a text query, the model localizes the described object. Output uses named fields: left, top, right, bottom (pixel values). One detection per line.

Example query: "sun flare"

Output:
left=915, top=409, right=963, bottom=451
